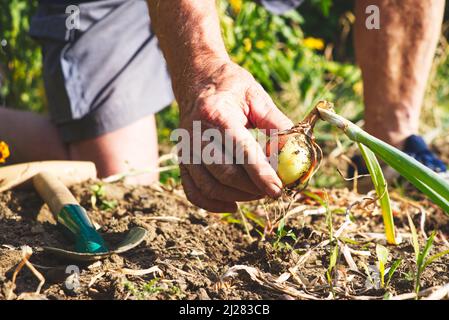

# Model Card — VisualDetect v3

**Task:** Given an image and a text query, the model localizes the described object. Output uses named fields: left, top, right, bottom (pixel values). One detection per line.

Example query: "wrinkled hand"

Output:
left=176, top=61, right=293, bottom=212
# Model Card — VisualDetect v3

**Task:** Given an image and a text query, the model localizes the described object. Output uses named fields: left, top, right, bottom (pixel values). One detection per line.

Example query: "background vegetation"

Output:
left=1, top=0, right=449, bottom=185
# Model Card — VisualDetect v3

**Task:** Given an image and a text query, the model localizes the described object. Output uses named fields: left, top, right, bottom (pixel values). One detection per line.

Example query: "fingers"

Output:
left=193, top=98, right=280, bottom=197
left=185, top=164, right=263, bottom=202
left=180, top=166, right=238, bottom=213
left=246, top=84, right=294, bottom=131
left=205, top=163, right=265, bottom=196
left=230, top=126, right=284, bottom=197
left=197, top=92, right=284, bottom=197
left=237, top=84, right=293, bottom=194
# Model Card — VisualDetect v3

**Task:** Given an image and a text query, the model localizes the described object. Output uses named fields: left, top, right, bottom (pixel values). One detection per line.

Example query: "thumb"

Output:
left=246, top=84, right=294, bottom=131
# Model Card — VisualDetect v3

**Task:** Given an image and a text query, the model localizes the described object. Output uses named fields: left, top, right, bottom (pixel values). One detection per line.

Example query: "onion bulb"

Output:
left=266, top=106, right=325, bottom=190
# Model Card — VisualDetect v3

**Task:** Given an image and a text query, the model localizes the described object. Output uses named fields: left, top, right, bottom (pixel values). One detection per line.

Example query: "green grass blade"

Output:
left=376, top=244, right=389, bottom=287
left=406, top=213, right=420, bottom=260
left=406, top=213, right=422, bottom=295
left=419, top=232, right=436, bottom=271
left=359, top=143, right=396, bottom=244
left=376, top=244, right=389, bottom=265
left=386, top=259, right=402, bottom=287
left=328, top=244, right=339, bottom=275
left=423, top=249, right=449, bottom=270
left=317, top=107, right=449, bottom=214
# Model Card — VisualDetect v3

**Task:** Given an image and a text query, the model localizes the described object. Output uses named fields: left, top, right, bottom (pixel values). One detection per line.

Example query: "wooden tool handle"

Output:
left=0, top=161, right=97, bottom=192
left=33, top=172, right=79, bottom=214
left=33, top=172, right=108, bottom=254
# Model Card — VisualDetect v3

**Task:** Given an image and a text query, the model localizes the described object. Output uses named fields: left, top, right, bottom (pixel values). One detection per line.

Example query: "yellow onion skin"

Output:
left=277, top=134, right=312, bottom=186
left=266, top=128, right=321, bottom=190
left=265, top=100, right=330, bottom=190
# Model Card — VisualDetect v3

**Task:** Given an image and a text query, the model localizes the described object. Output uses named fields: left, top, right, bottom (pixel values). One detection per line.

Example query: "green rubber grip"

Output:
left=57, top=204, right=108, bottom=253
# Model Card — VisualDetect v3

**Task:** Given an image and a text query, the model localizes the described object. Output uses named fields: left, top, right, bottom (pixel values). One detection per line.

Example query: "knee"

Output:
left=68, top=117, right=160, bottom=185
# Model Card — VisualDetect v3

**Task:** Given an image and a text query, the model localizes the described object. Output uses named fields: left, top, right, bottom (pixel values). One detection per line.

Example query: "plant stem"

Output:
left=317, top=107, right=449, bottom=214
left=359, top=143, right=397, bottom=244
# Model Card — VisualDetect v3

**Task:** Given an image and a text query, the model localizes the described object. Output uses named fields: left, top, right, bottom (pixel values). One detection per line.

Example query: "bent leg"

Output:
left=68, top=114, right=160, bottom=184
left=355, top=0, right=445, bottom=148
left=9, top=0, right=171, bottom=184
left=0, top=107, right=69, bottom=162
left=0, top=107, right=160, bottom=184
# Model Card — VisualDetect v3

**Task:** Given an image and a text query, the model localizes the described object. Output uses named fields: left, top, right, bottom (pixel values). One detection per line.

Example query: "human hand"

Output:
left=175, top=60, right=293, bottom=212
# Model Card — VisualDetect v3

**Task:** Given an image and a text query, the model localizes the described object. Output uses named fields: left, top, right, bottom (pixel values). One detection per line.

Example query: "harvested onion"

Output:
left=266, top=104, right=326, bottom=190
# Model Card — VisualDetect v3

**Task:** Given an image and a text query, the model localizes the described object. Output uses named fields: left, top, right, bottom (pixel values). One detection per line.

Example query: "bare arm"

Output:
left=147, top=0, right=293, bottom=212
left=147, top=0, right=229, bottom=106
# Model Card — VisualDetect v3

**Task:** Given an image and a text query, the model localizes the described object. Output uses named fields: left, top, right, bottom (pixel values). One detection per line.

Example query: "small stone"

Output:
left=197, top=288, right=210, bottom=300
left=31, top=224, right=45, bottom=234
left=116, top=208, right=127, bottom=216
left=87, top=261, right=102, bottom=270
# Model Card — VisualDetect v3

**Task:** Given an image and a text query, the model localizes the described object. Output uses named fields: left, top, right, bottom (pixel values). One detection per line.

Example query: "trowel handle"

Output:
left=33, top=172, right=108, bottom=253
left=33, top=171, right=79, bottom=214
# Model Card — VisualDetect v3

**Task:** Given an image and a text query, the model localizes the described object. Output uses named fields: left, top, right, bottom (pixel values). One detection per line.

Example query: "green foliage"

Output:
left=159, top=166, right=180, bottom=185
left=407, top=214, right=449, bottom=297
left=156, top=103, right=180, bottom=143
left=0, top=0, right=44, bottom=111
left=123, top=278, right=185, bottom=300
left=220, top=1, right=305, bottom=92
left=318, top=106, right=449, bottom=214
left=375, top=244, right=401, bottom=289
left=90, top=183, right=118, bottom=211
left=219, top=0, right=361, bottom=111
left=375, top=244, right=388, bottom=288
left=358, top=143, right=396, bottom=244
left=221, top=212, right=243, bottom=225
left=386, top=259, right=402, bottom=288
left=309, top=0, right=333, bottom=17
left=273, top=217, right=297, bottom=251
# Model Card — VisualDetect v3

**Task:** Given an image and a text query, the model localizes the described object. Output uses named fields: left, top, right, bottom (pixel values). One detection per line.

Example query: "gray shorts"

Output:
left=30, top=0, right=174, bottom=143
left=260, top=0, right=304, bottom=14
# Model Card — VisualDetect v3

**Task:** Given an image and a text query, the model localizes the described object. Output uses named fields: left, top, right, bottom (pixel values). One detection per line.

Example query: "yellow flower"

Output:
left=303, top=37, right=325, bottom=51
left=21, top=92, right=30, bottom=103
left=352, top=81, right=364, bottom=96
left=243, top=38, right=252, bottom=52
left=161, top=128, right=171, bottom=138
left=255, top=40, right=266, bottom=49
left=229, top=0, right=242, bottom=14
left=0, top=141, right=10, bottom=163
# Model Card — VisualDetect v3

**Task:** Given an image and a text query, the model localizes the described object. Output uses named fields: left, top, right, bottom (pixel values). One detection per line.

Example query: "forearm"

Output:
left=355, top=0, right=445, bottom=146
left=147, top=0, right=230, bottom=106
left=148, top=1, right=291, bottom=210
